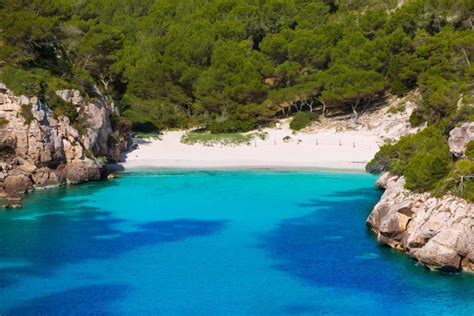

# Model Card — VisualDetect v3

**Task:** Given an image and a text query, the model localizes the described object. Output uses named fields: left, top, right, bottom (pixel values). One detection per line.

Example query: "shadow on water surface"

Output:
left=5, top=283, right=129, bottom=315
left=0, top=182, right=227, bottom=290
left=259, top=187, right=474, bottom=306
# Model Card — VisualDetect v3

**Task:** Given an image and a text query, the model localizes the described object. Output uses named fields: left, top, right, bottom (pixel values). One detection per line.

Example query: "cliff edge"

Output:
left=0, top=83, right=131, bottom=208
left=367, top=172, right=473, bottom=273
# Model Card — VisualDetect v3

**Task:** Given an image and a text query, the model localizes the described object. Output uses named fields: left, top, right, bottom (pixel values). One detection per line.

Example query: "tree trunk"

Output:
left=318, top=98, right=327, bottom=117
left=462, top=48, right=471, bottom=67
left=351, top=99, right=361, bottom=122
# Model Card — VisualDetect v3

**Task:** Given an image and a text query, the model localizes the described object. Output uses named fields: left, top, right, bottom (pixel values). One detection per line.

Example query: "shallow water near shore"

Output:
left=0, top=170, right=473, bottom=315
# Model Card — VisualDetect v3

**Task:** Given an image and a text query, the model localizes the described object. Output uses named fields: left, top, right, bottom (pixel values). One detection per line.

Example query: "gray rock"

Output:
left=448, top=122, right=474, bottom=158
left=367, top=173, right=474, bottom=273
left=65, top=159, right=101, bottom=184
left=56, top=89, right=84, bottom=107
left=0, top=84, right=129, bottom=206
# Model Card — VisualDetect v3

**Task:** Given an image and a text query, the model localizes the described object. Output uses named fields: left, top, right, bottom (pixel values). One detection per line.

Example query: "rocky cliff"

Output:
left=367, top=172, right=473, bottom=273
left=0, top=83, right=131, bottom=208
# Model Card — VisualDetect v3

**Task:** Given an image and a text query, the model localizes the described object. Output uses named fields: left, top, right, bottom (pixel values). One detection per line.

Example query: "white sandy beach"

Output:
left=120, top=124, right=382, bottom=171
left=120, top=95, right=420, bottom=171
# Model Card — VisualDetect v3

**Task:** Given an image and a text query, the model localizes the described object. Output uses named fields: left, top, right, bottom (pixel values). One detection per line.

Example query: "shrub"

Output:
left=465, top=140, right=474, bottom=160
left=0, top=66, right=45, bottom=97
left=84, top=149, right=94, bottom=159
left=435, top=160, right=474, bottom=201
left=388, top=104, right=406, bottom=114
left=0, top=117, right=9, bottom=127
left=367, top=126, right=452, bottom=191
left=20, top=103, right=34, bottom=125
left=48, top=93, right=78, bottom=121
left=181, top=132, right=255, bottom=147
left=404, top=147, right=451, bottom=192
left=409, top=109, right=424, bottom=127
left=131, top=121, right=159, bottom=133
left=290, top=112, right=317, bottom=131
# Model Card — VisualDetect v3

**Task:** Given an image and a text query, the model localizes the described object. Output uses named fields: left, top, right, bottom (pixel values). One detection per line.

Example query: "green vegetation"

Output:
left=0, top=0, right=473, bottom=199
left=20, top=103, right=34, bottom=125
left=1, top=0, right=472, bottom=133
left=368, top=120, right=474, bottom=200
left=388, top=104, right=406, bottom=114
left=181, top=132, right=266, bottom=147
left=290, top=112, right=317, bottom=131
left=0, top=117, right=8, bottom=127
left=435, top=160, right=474, bottom=201
left=466, top=141, right=474, bottom=160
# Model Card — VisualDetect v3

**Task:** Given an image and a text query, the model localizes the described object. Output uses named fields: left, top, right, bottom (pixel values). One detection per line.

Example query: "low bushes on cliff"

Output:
left=466, top=141, right=474, bottom=160
left=368, top=119, right=474, bottom=201
left=435, top=160, right=474, bottom=201
left=0, top=117, right=8, bottom=127
left=20, top=103, right=34, bottom=125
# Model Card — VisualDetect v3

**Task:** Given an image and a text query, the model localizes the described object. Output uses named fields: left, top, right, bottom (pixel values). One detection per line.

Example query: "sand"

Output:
left=120, top=122, right=382, bottom=172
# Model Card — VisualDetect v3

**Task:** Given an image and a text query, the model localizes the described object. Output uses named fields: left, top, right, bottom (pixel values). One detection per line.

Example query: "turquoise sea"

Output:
left=0, top=170, right=473, bottom=315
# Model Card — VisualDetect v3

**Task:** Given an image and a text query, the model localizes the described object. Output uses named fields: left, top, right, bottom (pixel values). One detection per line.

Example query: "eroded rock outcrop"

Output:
left=0, top=84, right=131, bottom=208
left=448, top=122, right=474, bottom=158
left=367, top=172, right=474, bottom=272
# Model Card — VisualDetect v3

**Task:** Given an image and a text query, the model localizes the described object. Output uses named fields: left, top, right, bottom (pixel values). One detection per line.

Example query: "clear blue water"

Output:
left=0, top=170, right=472, bottom=315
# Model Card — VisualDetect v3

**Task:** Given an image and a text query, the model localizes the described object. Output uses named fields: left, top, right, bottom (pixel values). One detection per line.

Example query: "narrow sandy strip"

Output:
left=120, top=126, right=381, bottom=172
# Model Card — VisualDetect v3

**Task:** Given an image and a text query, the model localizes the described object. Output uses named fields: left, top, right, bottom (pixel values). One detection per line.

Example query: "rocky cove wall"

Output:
left=0, top=84, right=131, bottom=208
left=367, top=172, right=473, bottom=273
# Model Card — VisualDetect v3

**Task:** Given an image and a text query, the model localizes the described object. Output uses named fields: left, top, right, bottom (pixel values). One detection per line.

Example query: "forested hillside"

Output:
left=0, top=0, right=472, bottom=130
left=0, top=0, right=473, bottom=198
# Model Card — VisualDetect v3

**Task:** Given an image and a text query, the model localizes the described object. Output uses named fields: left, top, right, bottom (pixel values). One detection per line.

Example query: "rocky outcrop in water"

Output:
left=0, top=84, right=131, bottom=208
left=367, top=172, right=474, bottom=273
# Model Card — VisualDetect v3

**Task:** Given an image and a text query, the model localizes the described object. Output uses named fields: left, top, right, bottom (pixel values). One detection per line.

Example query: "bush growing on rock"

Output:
left=20, top=103, right=34, bottom=125
left=465, top=141, right=474, bottom=160
left=0, top=117, right=8, bottom=127
left=368, top=126, right=453, bottom=193
left=404, top=147, right=452, bottom=192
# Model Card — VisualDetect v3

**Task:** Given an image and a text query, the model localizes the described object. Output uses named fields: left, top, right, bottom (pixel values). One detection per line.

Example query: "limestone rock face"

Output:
left=56, top=89, right=84, bottom=108
left=80, top=101, right=112, bottom=157
left=448, top=122, right=474, bottom=158
left=65, top=159, right=102, bottom=184
left=0, top=84, right=131, bottom=207
left=367, top=172, right=474, bottom=273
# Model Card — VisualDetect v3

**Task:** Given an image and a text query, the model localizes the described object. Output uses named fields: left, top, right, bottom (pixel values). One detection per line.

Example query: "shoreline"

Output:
left=115, top=165, right=373, bottom=174
left=119, top=123, right=383, bottom=172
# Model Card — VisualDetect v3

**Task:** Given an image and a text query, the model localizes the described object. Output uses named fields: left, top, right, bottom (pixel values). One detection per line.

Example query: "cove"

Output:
left=0, top=170, right=473, bottom=315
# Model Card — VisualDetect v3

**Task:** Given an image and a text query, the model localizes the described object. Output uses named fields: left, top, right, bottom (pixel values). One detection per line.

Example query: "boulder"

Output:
left=56, top=89, right=84, bottom=107
left=65, top=160, right=101, bottom=184
left=3, top=174, right=33, bottom=195
left=416, top=240, right=462, bottom=272
left=448, top=122, right=474, bottom=158
left=32, top=168, right=64, bottom=188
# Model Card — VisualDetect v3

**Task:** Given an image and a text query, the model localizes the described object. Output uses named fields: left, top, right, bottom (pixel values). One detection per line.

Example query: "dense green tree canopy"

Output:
left=1, top=0, right=472, bottom=131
